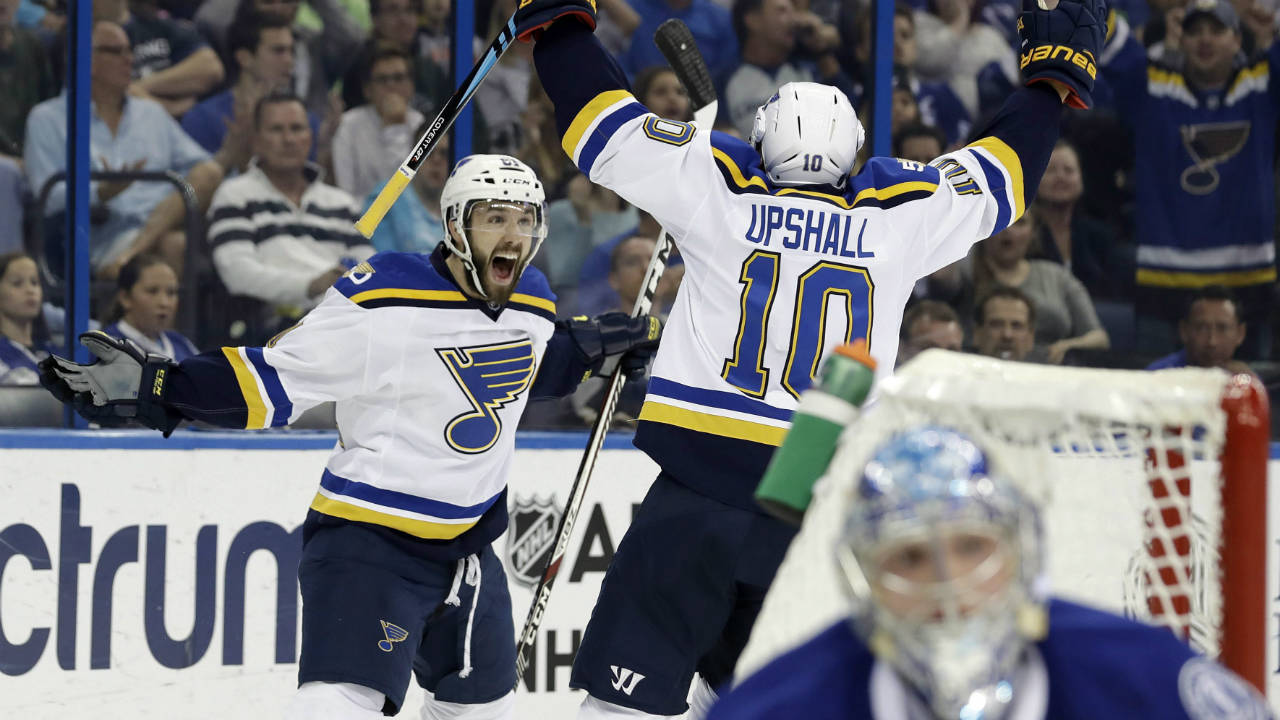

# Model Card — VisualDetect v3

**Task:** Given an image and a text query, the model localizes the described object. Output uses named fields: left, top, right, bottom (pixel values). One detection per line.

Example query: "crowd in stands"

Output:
left=0, top=0, right=1276, bottom=437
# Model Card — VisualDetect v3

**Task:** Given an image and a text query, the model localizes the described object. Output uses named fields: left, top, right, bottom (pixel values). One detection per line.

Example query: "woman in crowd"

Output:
left=969, top=209, right=1111, bottom=363
left=101, top=254, right=199, bottom=361
left=633, top=64, right=692, bottom=121
left=0, top=251, right=55, bottom=384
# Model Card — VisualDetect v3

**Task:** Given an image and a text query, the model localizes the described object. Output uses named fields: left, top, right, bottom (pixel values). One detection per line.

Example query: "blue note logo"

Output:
left=438, top=340, right=537, bottom=454
left=378, top=620, right=408, bottom=652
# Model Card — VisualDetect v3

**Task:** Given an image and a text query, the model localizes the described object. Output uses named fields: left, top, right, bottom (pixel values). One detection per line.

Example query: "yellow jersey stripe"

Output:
left=509, top=292, right=556, bottom=314
left=1137, top=267, right=1277, bottom=288
left=847, top=181, right=939, bottom=205
left=221, top=347, right=267, bottom=429
left=639, top=400, right=788, bottom=446
left=562, top=89, right=635, bottom=161
left=712, top=147, right=770, bottom=191
left=712, top=148, right=936, bottom=209
left=968, top=137, right=1025, bottom=220
left=349, top=288, right=469, bottom=304
left=309, top=493, right=480, bottom=540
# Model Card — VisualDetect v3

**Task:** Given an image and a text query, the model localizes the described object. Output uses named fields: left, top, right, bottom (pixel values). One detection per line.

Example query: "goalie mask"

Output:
left=749, top=82, right=863, bottom=188
left=440, top=154, right=548, bottom=302
left=836, top=426, right=1046, bottom=720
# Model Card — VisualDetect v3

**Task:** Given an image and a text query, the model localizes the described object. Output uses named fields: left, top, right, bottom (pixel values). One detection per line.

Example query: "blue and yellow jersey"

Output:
left=162, top=248, right=558, bottom=552
left=534, top=22, right=1061, bottom=508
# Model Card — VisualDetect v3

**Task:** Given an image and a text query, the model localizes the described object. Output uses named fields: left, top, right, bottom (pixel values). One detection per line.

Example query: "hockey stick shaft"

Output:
left=354, top=15, right=518, bottom=239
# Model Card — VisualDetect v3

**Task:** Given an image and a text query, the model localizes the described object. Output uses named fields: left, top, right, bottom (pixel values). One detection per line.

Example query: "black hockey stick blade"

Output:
left=653, top=19, right=718, bottom=112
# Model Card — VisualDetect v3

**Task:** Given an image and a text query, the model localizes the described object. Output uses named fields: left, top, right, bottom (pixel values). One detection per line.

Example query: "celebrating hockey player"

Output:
left=511, top=0, right=1107, bottom=716
left=706, top=426, right=1272, bottom=719
left=39, top=154, right=662, bottom=720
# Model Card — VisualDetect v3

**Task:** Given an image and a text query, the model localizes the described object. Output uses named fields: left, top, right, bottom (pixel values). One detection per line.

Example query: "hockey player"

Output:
left=705, top=426, right=1273, bottom=720
left=39, top=154, right=662, bottom=720
left=510, top=0, right=1107, bottom=717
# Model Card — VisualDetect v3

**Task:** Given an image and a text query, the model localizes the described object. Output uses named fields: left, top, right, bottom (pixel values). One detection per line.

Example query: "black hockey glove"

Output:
left=562, top=312, right=663, bottom=381
left=514, top=0, right=598, bottom=42
left=38, top=331, right=183, bottom=436
left=1018, top=0, right=1107, bottom=109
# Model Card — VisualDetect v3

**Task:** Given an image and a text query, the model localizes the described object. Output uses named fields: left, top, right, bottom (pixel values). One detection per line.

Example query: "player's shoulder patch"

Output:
left=506, top=265, right=557, bottom=322
left=1178, top=657, right=1270, bottom=720
left=334, top=251, right=466, bottom=309
left=845, top=157, right=940, bottom=211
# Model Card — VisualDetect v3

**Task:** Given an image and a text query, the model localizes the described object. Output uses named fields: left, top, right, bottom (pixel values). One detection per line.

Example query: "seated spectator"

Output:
left=94, top=0, right=226, bottom=118
left=899, top=299, right=964, bottom=363
left=1031, top=140, right=1131, bottom=300
left=516, top=77, right=576, bottom=194
left=578, top=233, right=684, bottom=317
left=635, top=64, right=693, bottom=121
left=207, top=93, right=373, bottom=328
left=0, top=0, right=54, bottom=253
left=342, top=0, right=429, bottom=112
left=540, top=174, right=637, bottom=304
left=1148, top=285, right=1252, bottom=374
left=100, top=254, right=198, bottom=361
left=913, top=0, right=1017, bottom=117
left=573, top=210, right=686, bottom=316
left=893, top=122, right=946, bottom=164
left=365, top=121, right=448, bottom=254
left=0, top=251, right=54, bottom=384
left=203, top=0, right=366, bottom=119
left=332, top=43, right=425, bottom=199
left=182, top=9, right=319, bottom=172
left=726, top=0, right=852, bottom=137
left=967, top=211, right=1110, bottom=364
left=617, top=0, right=739, bottom=86
left=24, top=20, right=226, bottom=280
left=972, top=286, right=1041, bottom=363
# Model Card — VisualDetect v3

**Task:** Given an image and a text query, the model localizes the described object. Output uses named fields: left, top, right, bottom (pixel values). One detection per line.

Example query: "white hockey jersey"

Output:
left=181, top=250, right=558, bottom=543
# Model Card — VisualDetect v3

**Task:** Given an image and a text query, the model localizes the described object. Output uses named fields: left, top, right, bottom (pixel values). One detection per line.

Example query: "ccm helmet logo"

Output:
left=1020, top=45, right=1097, bottom=80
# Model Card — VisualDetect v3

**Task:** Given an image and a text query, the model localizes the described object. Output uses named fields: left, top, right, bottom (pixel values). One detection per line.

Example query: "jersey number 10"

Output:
left=721, top=250, right=873, bottom=400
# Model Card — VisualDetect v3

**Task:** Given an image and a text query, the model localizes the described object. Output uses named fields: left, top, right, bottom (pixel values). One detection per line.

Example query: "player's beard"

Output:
left=474, top=243, right=529, bottom=306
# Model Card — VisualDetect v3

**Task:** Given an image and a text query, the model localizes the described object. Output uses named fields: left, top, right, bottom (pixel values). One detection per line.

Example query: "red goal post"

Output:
left=736, top=351, right=1271, bottom=695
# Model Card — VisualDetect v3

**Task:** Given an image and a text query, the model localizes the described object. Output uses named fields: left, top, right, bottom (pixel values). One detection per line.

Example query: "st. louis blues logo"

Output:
left=507, top=495, right=563, bottom=587
left=378, top=620, right=408, bottom=652
left=438, top=340, right=537, bottom=454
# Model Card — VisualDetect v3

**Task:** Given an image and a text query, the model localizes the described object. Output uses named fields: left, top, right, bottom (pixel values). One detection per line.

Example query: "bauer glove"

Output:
left=514, top=0, right=598, bottom=42
left=1018, top=0, right=1107, bottom=108
left=562, top=312, right=663, bottom=381
left=39, top=331, right=183, bottom=435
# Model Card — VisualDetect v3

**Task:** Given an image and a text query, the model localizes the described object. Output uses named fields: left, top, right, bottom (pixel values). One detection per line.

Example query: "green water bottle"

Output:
left=755, top=340, right=877, bottom=525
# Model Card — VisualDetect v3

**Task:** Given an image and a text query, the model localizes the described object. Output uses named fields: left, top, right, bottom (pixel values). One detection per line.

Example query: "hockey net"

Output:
left=736, top=351, right=1270, bottom=693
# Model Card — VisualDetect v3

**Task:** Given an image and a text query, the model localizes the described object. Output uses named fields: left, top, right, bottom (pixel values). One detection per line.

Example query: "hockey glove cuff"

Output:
left=1018, top=0, right=1107, bottom=109
left=39, top=331, right=183, bottom=436
left=561, top=312, right=663, bottom=381
left=514, top=0, right=598, bottom=42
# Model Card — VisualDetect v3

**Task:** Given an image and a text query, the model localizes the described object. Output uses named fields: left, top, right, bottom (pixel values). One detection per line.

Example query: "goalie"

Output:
left=707, top=426, right=1273, bottom=720
left=39, top=154, right=661, bottom=720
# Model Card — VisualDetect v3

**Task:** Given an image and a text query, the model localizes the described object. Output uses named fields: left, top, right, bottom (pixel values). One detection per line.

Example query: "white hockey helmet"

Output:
left=440, top=154, right=548, bottom=299
left=749, top=82, right=864, bottom=188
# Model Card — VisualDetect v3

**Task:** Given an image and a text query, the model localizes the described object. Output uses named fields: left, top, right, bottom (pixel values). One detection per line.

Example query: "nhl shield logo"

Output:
left=507, top=495, right=562, bottom=587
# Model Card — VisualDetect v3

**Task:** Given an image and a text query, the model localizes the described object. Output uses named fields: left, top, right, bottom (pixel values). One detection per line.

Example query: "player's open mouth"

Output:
left=489, top=251, right=519, bottom=284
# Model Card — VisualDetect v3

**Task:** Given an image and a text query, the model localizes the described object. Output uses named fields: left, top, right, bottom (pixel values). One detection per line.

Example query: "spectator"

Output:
left=540, top=173, right=637, bottom=304
left=1101, top=0, right=1277, bottom=359
left=616, top=0, right=738, bottom=86
left=635, top=64, right=693, bottom=121
left=207, top=93, right=373, bottom=329
left=181, top=9, right=317, bottom=173
left=1030, top=140, right=1130, bottom=300
left=1147, top=285, right=1251, bottom=373
left=726, top=0, right=852, bottom=137
left=967, top=211, right=1110, bottom=363
left=341, top=0, right=441, bottom=115
left=94, top=0, right=226, bottom=118
left=516, top=77, right=576, bottom=194
left=24, top=20, right=226, bottom=280
left=972, top=286, right=1040, bottom=363
left=0, top=251, right=54, bottom=384
left=364, top=120, right=448, bottom=254
left=573, top=210, right=686, bottom=316
left=475, top=0, right=534, bottom=156
left=200, top=0, right=366, bottom=119
left=899, top=299, right=964, bottom=364
left=0, top=0, right=54, bottom=253
left=913, top=0, right=1018, bottom=116
left=100, top=253, right=199, bottom=361
left=893, top=122, right=946, bottom=164
left=332, top=43, right=425, bottom=199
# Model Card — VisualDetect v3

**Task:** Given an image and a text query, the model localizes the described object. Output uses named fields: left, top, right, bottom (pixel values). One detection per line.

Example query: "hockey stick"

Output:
left=354, top=15, right=518, bottom=239
left=513, top=19, right=717, bottom=689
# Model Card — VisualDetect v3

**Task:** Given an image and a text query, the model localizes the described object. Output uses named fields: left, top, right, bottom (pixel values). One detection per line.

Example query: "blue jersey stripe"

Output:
left=319, top=469, right=504, bottom=519
left=578, top=102, right=647, bottom=176
left=245, top=347, right=293, bottom=427
left=646, top=377, right=794, bottom=422
left=970, top=149, right=1011, bottom=233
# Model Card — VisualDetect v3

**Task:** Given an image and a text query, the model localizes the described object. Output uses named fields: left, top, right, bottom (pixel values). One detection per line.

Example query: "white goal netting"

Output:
left=738, top=350, right=1264, bottom=684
